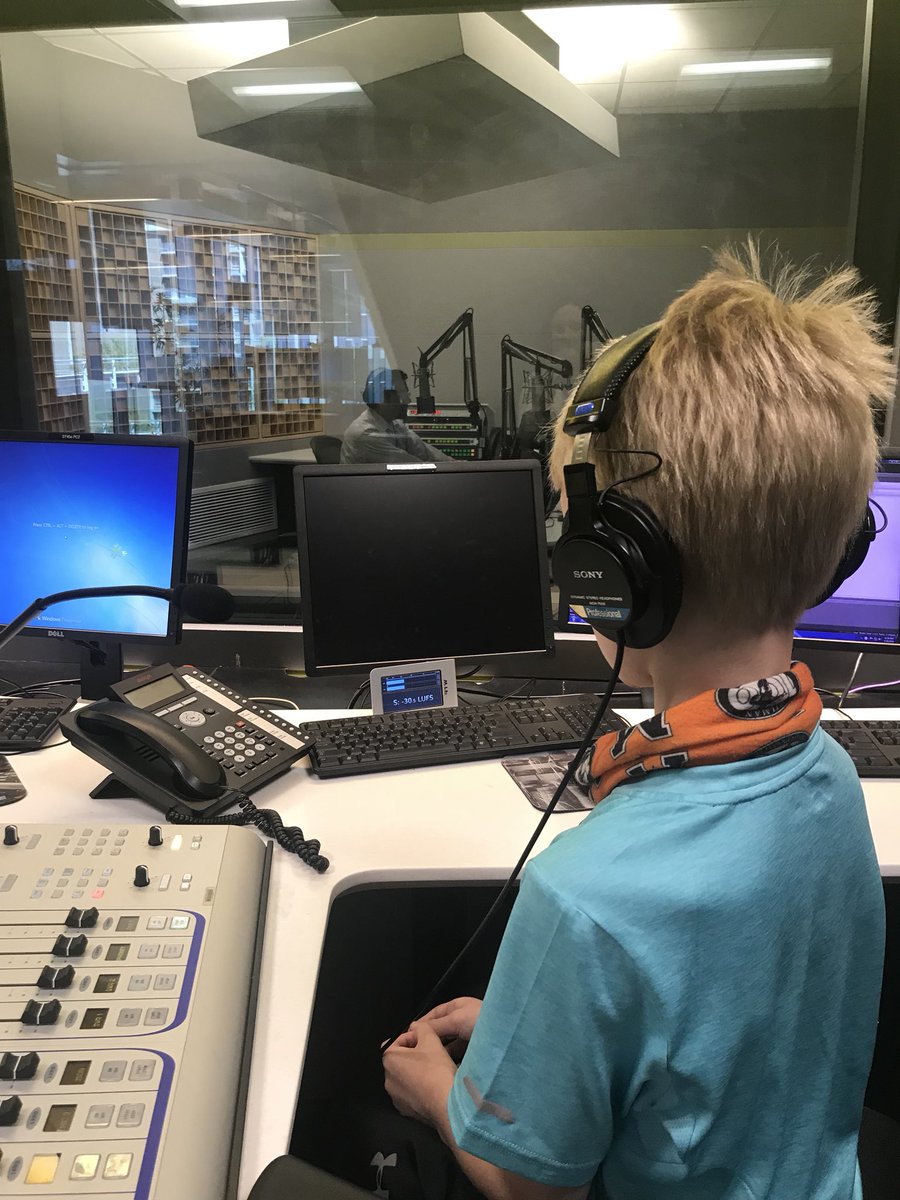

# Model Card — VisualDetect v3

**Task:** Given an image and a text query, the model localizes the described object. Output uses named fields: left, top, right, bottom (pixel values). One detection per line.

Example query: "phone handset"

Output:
left=76, top=702, right=226, bottom=798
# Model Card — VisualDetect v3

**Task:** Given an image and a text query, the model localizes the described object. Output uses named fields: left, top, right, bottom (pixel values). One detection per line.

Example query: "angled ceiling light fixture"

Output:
left=190, top=13, right=618, bottom=202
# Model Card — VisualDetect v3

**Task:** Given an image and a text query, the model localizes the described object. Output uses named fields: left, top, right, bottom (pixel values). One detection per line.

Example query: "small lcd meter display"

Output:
left=381, top=669, right=443, bottom=713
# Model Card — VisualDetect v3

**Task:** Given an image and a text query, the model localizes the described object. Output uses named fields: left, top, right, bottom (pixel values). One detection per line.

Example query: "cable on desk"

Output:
left=381, top=632, right=626, bottom=1053
left=249, top=695, right=301, bottom=711
left=166, top=793, right=329, bottom=873
left=347, top=681, right=371, bottom=710
left=2, top=737, right=69, bottom=756
left=457, top=662, right=486, bottom=680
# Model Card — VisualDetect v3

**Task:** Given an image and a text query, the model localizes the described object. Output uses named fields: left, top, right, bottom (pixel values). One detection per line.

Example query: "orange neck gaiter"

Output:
left=584, top=662, right=822, bottom=804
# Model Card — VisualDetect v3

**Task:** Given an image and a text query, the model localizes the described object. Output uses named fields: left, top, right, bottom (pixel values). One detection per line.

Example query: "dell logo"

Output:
left=47, top=630, right=65, bottom=637
left=573, top=570, right=603, bottom=579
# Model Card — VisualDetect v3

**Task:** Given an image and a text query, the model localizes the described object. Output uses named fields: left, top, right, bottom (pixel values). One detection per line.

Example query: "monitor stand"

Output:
left=72, top=636, right=124, bottom=701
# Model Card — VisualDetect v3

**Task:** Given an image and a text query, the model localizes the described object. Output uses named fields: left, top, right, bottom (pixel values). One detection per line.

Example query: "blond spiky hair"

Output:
left=549, top=244, right=896, bottom=634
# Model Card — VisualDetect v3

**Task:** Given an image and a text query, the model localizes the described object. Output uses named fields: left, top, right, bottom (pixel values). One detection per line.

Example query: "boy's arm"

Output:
left=383, top=1022, right=591, bottom=1200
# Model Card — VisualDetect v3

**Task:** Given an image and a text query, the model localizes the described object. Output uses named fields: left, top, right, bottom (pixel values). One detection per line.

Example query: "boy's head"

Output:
left=363, top=368, right=410, bottom=422
left=549, top=245, right=895, bottom=655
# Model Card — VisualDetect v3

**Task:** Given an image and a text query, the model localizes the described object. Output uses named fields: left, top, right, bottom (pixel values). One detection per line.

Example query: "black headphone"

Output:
left=551, top=323, right=877, bottom=649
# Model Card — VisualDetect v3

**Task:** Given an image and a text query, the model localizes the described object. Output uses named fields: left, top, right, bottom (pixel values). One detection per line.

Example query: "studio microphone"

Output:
left=0, top=582, right=235, bottom=655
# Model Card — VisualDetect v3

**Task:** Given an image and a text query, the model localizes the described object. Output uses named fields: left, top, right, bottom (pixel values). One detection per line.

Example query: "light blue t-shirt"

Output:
left=448, top=727, right=885, bottom=1200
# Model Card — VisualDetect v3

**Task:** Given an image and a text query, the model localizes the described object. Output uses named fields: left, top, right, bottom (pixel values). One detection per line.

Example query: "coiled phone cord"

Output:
left=166, top=792, right=330, bottom=873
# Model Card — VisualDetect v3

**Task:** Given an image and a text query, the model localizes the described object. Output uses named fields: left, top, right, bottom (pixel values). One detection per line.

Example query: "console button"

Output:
left=0, top=1052, right=39, bottom=1081
left=37, top=964, right=75, bottom=990
left=52, top=934, right=87, bottom=957
left=21, top=999, right=61, bottom=1026
left=65, top=905, right=99, bottom=929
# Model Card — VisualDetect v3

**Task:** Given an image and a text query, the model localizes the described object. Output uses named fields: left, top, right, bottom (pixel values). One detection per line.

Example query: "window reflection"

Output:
left=0, top=1, right=868, bottom=622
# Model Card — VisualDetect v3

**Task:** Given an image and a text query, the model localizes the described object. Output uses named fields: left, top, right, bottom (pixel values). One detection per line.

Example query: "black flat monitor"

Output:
left=2, top=432, right=192, bottom=695
left=794, top=449, right=900, bottom=651
left=294, top=461, right=553, bottom=673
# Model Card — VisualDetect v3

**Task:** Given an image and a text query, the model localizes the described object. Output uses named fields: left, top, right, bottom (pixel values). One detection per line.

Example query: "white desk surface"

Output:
left=249, top=448, right=317, bottom=465
left=6, top=706, right=900, bottom=1198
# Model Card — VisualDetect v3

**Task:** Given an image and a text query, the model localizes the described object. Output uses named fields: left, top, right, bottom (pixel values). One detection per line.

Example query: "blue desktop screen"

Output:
left=4, top=439, right=183, bottom=638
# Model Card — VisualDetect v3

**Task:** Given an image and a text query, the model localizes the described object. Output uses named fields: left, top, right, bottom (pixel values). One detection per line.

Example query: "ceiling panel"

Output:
left=618, top=78, right=728, bottom=112
left=103, top=20, right=288, bottom=69
left=820, top=69, right=863, bottom=108
left=758, top=3, right=866, bottom=47
left=40, top=32, right=150, bottom=68
left=674, top=6, right=777, bottom=48
left=579, top=82, right=620, bottom=111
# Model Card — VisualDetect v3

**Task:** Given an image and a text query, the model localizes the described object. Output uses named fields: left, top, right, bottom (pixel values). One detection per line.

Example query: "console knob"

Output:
left=51, top=933, right=87, bottom=958
left=3, top=824, right=18, bottom=846
left=21, top=998, right=61, bottom=1026
left=0, top=1095, right=22, bottom=1126
left=37, top=964, right=75, bottom=990
left=0, top=1051, right=40, bottom=1081
left=65, top=906, right=99, bottom=929
left=148, top=825, right=163, bottom=847
left=134, top=864, right=151, bottom=888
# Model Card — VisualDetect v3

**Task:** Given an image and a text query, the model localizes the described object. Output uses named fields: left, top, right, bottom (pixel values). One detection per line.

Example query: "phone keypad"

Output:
left=205, top=719, right=278, bottom=776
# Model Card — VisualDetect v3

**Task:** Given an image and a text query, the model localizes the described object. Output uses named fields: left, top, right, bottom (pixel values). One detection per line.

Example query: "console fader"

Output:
left=0, top=823, right=270, bottom=1198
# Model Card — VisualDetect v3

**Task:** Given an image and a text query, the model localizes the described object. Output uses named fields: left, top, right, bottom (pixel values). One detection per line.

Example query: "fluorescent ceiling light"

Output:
left=233, top=81, right=361, bottom=96
left=525, top=5, right=684, bottom=83
left=682, top=57, right=831, bottom=77
left=174, top=1, right=286, bottom=7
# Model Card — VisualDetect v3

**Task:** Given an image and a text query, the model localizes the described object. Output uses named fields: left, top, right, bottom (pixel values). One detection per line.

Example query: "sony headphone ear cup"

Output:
left=601, top=493, right=683, bottom=649
left=813, top=504, right=876, bottom=606
left=553, top=491, right=682, bottom=649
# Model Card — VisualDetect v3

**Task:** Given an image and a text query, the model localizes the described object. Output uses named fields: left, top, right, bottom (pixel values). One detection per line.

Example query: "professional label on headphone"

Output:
left=584, top=604, right=630, bottom=624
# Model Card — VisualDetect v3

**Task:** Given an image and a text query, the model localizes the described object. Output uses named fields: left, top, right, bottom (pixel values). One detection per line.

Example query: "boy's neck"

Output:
left=648, top=627, right=795, bottom=713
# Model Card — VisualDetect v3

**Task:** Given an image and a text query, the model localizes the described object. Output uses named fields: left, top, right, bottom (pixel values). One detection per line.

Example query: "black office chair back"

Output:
left=310, top=436, right=343, bottom=465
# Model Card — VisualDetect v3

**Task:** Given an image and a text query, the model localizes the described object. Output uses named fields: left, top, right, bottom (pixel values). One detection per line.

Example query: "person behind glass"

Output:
left=381, top=246, right=894, bottom=1200
left=340, top=368, right=451, bottom=464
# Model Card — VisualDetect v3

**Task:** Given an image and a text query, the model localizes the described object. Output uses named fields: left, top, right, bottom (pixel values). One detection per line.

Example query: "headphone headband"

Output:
left=563, top=323, right=660, bottom=439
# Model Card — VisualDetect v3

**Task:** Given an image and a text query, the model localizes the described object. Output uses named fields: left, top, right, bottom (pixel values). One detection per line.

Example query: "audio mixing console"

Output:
left=0, top=822, right=270, bottom=1198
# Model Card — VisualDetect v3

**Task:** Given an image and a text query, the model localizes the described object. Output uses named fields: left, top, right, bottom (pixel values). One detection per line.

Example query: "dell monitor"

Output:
left=3, top=431, right=192, bottom=696
left=294, top=460, right=553, bottom=674
left=794, top=449, right=900, bottom=650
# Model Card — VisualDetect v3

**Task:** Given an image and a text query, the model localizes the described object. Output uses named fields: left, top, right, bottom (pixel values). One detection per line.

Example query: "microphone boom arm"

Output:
left=413, top=308, right=480, bottom=418
left=499, top=335, right=573, bottom=460
left=0, top=586, right=173, bottom=656
left=580, top=305, right=613, bottom=372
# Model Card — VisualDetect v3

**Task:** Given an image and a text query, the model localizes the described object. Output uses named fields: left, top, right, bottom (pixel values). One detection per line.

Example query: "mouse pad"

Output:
left=502, top=751, right=594, bottom=812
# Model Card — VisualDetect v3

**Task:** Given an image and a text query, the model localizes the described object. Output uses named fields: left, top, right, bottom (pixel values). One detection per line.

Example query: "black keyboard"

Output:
left=827, top=719, right=900, bottom=777
left=299, top=694, right=627, bottom=778
left=0, top=696, right=75, bottom=751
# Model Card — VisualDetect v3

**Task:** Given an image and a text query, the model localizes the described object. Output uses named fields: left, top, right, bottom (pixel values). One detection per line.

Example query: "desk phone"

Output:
left=107, top=665, right=312, bottom=794
left=59, top=666, right=313, bottom=819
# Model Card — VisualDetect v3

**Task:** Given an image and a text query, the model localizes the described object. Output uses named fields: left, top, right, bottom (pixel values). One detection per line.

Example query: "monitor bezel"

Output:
left=3, top=430, right=193, bottom=645
left=293, top=459, right=555, bottom=675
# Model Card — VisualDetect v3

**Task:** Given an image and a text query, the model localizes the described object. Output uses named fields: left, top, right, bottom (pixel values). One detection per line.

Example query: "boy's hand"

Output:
left=421, top=996, right=482, bottom=1041
left=383, top=1020, right=457, bottom=1126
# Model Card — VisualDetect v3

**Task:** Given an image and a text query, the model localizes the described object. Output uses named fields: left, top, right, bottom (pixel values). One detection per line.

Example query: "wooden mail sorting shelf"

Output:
left=13, top=184, right=324, bottom=444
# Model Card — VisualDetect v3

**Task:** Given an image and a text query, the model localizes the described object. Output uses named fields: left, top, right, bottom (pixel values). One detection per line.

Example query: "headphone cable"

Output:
left=381, top=631, right=626, bottom=1052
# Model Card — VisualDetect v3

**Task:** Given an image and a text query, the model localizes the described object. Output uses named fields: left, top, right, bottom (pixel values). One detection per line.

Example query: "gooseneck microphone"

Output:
left=0, top=582, right=235, bottom=657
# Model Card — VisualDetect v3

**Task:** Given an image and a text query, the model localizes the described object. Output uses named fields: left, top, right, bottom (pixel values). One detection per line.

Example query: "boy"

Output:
left=382, top=246, right=894, bottom=1200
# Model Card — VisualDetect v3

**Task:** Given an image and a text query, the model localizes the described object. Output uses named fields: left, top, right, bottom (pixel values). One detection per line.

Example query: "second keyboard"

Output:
left=298, top=694, right=627, bottom=778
